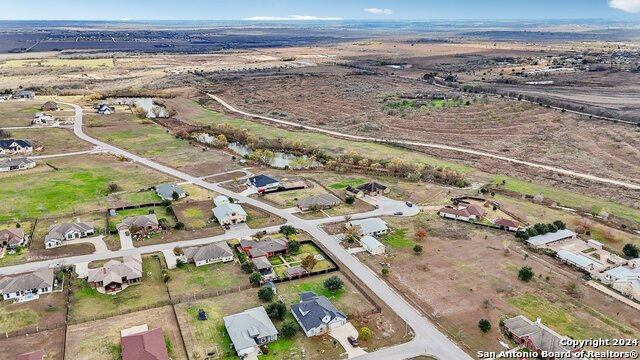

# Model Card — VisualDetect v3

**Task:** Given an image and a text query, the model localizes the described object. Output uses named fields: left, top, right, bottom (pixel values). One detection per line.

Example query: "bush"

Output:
left=478, top=319, right=491, bottom=333
left=174, top=221, right=185, bottom=230
left=257, top=286, right=274, bottom=302
left=381, top=267, right=390, bottom=276
left=518, top=266, right=534, bottom=282
left=323, top=276, right=344, bottom=292
left=345, top=196, right=356, bottom=205
left=107, top=183, right=119, bottom=193
left=623, top=243, right=639, bottom=259
left=359, top=326, right=372, bottom=340
left=280, top=225, right=297, bottom=237
left=413, top=244, right=423, bottom=255
left=301, top=255, right=317, bottom=270
left=280, top=320, right=299, bottom=338
left=288, top=240, right=301, bottom=254
left=249, top=272, right=262, bottom=286
left=241, top=261, right=257, bottom=274
left=266, top=301, right=287, bottom=320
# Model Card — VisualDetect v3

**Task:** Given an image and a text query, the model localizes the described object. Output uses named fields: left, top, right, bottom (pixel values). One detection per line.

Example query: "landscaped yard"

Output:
left=166, top=261, right=249, bottom=298
left=67, top=256, right=170, bottom=323
left=379, top=228, right=415, bottom=249
left=31, top=213, right=107, bottom=251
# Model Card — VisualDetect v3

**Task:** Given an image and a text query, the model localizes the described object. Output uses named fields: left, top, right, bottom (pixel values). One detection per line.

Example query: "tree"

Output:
left=323, top=276, right=344, bottom=292
left=288, top=240, right=301, bottom=254
left=359, top=326, right=372, bottom=340
left=518, top=266, right=534, bottom=282
left=345, top=196, right=356, bottom=205
left=301, top=255, right=317, bottom=270
left=381, top=268, right=390, bottom=276
left=266, top=301, right=287, bottom=320
left=249, top=272, right=262, bottom=286
left=257, top=286, right=274, bottom=302
left=280, top=320, right=299, bottom=338
left=174, top=221, right=185, bottom=230
left=478, top=319, right=491, bottom=333
left=241, top=261, right=257, bottom=274
left=0, top=129, right=12, bottom=139
left=107, top=183, right=119, bottom=193
left=344, top=226, right=360, bottom=244
left=553, top=220, right=566, bottom=230
left=413, top=244, right=423, bottom=255
left=172, top=191, right=180, bottom=201
left=415, top=228, right=427, bottom=241
left=623, top=243, right=639, bottom=259
left=280, top=225, right=297, bottom=237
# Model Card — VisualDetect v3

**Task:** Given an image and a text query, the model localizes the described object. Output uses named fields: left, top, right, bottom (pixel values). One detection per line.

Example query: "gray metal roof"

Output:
left=297, top=194, right=341, bottom=209
left=349, top=218, right=389, bottom=235
left=556, top=250, right=602, bottom=269
left=361, top=235, right=384, bottom=250
left=526, top=229, right=576, bottom=246
left=223, top=306, right=278, bottom=352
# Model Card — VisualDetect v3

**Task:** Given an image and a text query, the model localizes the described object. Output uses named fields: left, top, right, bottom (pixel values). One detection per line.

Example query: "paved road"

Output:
left=207, top=93, right=640, bottom=191
left=29, top=102, right=471, bottom=360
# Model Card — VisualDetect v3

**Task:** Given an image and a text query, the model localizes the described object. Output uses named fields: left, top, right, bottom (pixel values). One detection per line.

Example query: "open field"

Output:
left=173, top=200, right=216, bottom=230
left=359, top=213, right=640, bottom=354
left=0, top=101, right=44, bottom=127
left=0, top=58, right=114, bottom=68
left=166, top=261, right=249, bottom=299
left=0, top=288, right=66, bottom=333
left=67, top=255, right=170, bottom=323
left=0, top=328, right=65, bottom=360
left=106, top=189, right=160, bottom=208
left=0, top=154, right=175, bottom=221
left=244, top=203, right=286, bottom=229
left=65, top=305, right=187, bottom=360
left=8, top=127, right=92, bottom=155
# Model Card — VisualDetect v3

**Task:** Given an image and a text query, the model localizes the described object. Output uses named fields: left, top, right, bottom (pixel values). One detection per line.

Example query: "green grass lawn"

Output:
left=0, top=246, right=28, bottom=266
left=68, top=256, right=170, bottom=323
left=380, top=228, right=415, bottom=248
left=111, top=190, right=160, bottom=206
left=328, top=178, right=365, bottom=189
left=269, top=256, right=284, bottom=266
left=0, top=306, right=38, bottom=333
left=167, top=262, right=248, bottom=297
left=492, top=175, right=640, bottom=224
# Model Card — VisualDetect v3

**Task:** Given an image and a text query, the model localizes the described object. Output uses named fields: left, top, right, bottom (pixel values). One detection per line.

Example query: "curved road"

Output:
left=206, top=93, right=640, bottom=191
left=54, top=102, right=472, bottom=359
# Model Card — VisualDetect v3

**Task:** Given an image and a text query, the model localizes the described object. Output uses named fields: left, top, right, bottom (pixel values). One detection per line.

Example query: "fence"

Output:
left=169, top=284, right=253, bottom=304
left=4, top=322, right=66, bottom=339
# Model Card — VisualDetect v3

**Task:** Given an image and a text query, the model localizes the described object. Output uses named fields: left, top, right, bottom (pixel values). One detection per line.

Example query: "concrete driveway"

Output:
left=65, top=235, right=110, bottom=254
left=118, top=230, right=134, bottom=250
left=162, top=249, right=178, bottom=269
left=74, top=262, right=89, bottom=278
left=330, top=322, right=367, bottom=358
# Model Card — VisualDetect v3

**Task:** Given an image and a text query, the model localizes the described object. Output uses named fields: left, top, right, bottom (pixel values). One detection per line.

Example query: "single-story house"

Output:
left=345, top=186, right=364, bottom=198
left=438, top=204, right=486, bottom=222
left=212, top=202, right=247, bottom=225
left=213, top=195, right=230, bottom=206
left=121, top=327, right=170, bottom=360
left=87, top=255, right=143, bottom=293
left=252, top=257, right=276, bottom=280
left=525, top=229, right=576, bottom=248
left=13, top=90, right=35, bottom=99
left=285, top=265, right=308, bottom=278
left=183, top=242, right=234, bottom=266
left=239, top=237, right=289, bottom=258
left=0, top=139, right=33, bottom=156
left=97, top=104, right=113, bottom=115
left=44, top=220, right=94, bottom=249
left=353, top=182, right=389, bottom=196
left=361, top=235, right=386, bottom=255
left=246, top=175, right=280, bottom=193
left=494, top=218, right=520, bottom=231
left=556, top=249, right=604, bottom=274
left=611, top=276, right=640, bottom=301
left=224, top=306, right=278, bottom=358
left=503, top=315, right=581, bottom=358
left=347, top=218, right=389, bottom=237
left=32, top=112, right=55, bottom=125
left=117, top=214, right=160, bottom=235
left=17, top=350, right=44, bottom=360
left=0, top=228, right=27, bottom=248
left=0, top=269, right=53, bottom=301
left=291, top=291, right=347, bottom=337
left=155, top=183, right=186, bottom=200
left=0, top=157, right=36, bottom=172
left=41, top=101, right=58, bottom=111
left=297, top=194, right=341, bottom=212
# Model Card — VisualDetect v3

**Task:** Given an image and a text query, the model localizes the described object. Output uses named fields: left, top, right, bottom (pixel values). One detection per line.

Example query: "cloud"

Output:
left=243, top=15, right=342, bottom=21
left=364, top=8, right=393, bottom=15
left=608, top=0, right=640, bottom=13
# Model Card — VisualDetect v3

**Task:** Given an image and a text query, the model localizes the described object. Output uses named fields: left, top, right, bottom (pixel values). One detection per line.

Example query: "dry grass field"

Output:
left=0, top=328, right=65, bottom=360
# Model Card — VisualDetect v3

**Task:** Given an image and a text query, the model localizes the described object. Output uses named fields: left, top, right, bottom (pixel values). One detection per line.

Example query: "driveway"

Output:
left=74, top=262, right=89, bottom=278
left=119, top=230, right=134, bottom=250
left=65, top=235, right=110, bottom=254
left=329, top=322, right=367, bottom=358
left=162, top=249, right=178, bottom=269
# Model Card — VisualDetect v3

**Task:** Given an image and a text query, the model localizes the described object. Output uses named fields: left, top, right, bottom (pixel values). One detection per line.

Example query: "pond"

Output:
left=227, top=142, right=322, bottom=169
left=110, top=97, right=168, bottom=118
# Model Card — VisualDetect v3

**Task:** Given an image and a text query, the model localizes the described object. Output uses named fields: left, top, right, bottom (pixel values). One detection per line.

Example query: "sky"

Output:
left=1, top=0, right=640, bottom=21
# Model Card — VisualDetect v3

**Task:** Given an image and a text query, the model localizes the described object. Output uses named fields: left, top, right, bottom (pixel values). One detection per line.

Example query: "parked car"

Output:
left=405, top=201, right=413, bottom=207
left=393, top=211, right=403, bottom=216
left=347, top=336, right=359, bottom=347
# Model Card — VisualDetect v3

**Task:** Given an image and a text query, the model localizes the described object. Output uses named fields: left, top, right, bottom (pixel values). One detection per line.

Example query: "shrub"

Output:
left=241, top=261, right=256, bottom=274
left=174, top=221, right=185, bottom=230
left=280, top=225, right=297, bottom=237
left=345, top=196, right=356, bottom=205
left=413, top=244, right=423, bottom=255
left=288, top=240, right=301, bottom=254
left=107, top=183, right=119, bottom=193
left=280, top=320, right=299, bottom=338
left=301, top=255, right=317, bottom=270
left=359, top=326, right=372, bottom=340
left=381, top=267, right=390, bottom=276
left=323, top=276, right=344, bottom=292
left=249, top=272, right=262, bottom=286
left=518, top=266, right=534, bottom=282
left=478, top=319, right=491, bottom=333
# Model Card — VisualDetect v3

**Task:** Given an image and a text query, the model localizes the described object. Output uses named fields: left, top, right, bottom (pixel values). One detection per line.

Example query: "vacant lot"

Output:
left=0, top=328, right=64, bottom=360
left=244, top=203, right=286, bottom=229
left=106, top=189, right=160, bottom=208
left=0, top=154, right=174, bottom=221
left=173, top=200, right=215, bottom=230
left=0, top=58, right=114, bottom=69
left=10, top=127, right=92, bottom=155
left=0, top=289, right=66, bottom=333
left=167, top=261, right=248, bottom=299
left=0, top=101, right=43, bottom=127
left=359, top=213, right=640, bottom=354
left=261, top=182, right=327, bottom=208
left=65, top=306, right=186, bottom=360
left=68, top=256, right=170, bottom=323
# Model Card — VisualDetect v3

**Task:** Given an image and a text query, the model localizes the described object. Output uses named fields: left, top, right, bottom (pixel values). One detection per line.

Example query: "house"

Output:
left=41, top=101, right=58, bottom=111
left=252, top=257, right=276, bottom=280
left=213, top=195, right=230, bottom=206
left=239, top=237, right=289, bottom=258
left=494, top=218, right=519, bottom=231
left=246, top=175, right=280, bottom=193
left=44, top=220, right=95, bottom=249
left=0, top=139, right=33, bottom=155
left=97, top=104, right=113, bottom=115
left=354, top=182, right=389, bottom=196
left=291, top=291, right=347, bottom=337
left=117, top=214, right=160, bottom=235
left=297, top=194, right=341, bottom=212
left=121, top=327, right=170, bottom=360
left=0, top=157, right=36, bottom=172
left=284, top=265, right=308, bottom=278
left=13, top=90, right=35, bottom=99
left=611, top=276, right=640, bottom=301
left=556, top=249, right=604, bottom=273
left=87, top=255, right=142, bottom=293
left=347, top=218, right=389, bottom=237
left=0, top=228, right=27, bottom=248
left=223, top=306, right=278, bottom=357
left=503, top=315, right=581, bottom=358
left=32, top=112, right=55, bottom=125
left=602, top=266, right=640, bottom=300
left=155, top=183, right=186, bottom=200
left=438, top=204, right=486, bottom=222
left=212, top=203, right=247, bottom=225
left=525, top=229, right=576, bottom=248
left=183, top=242, right=233, bottom=266
left=0, top=269, right=53, bottom=301
left=360, top=235, right=386, bottom=255
left=16, top=350, right=44, bottom=360
left=345, top=186, right=364, bottom=198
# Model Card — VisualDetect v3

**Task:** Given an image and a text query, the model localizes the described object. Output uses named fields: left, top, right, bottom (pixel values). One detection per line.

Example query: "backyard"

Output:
left=166, top=261, right=249, bottom=299
left=0, top=288, right=66, bottom=333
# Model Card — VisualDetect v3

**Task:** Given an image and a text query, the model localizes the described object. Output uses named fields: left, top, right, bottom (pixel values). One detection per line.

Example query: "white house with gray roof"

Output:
left=291, top=291, right=347, bottom=337
left=0, top=157, right=35, bottom=172
left=182, top=242, right=233, bottom=266
left=212, top=203, right=247, bottom=225
left=45, top=220, right=94, bottom=249
left=347, top=218, right=389, bottom=237
left=0, top=269, right=53, bottom=302
left=223, top=306, right=278, bottom=357
left=360, top=235, right=386, bottom=255
left=155, top=184, right=186, bottom=200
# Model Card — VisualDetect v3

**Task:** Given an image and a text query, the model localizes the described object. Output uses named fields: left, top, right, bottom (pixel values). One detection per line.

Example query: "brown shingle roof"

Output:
left=121, top=328, right=169, bottom=360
